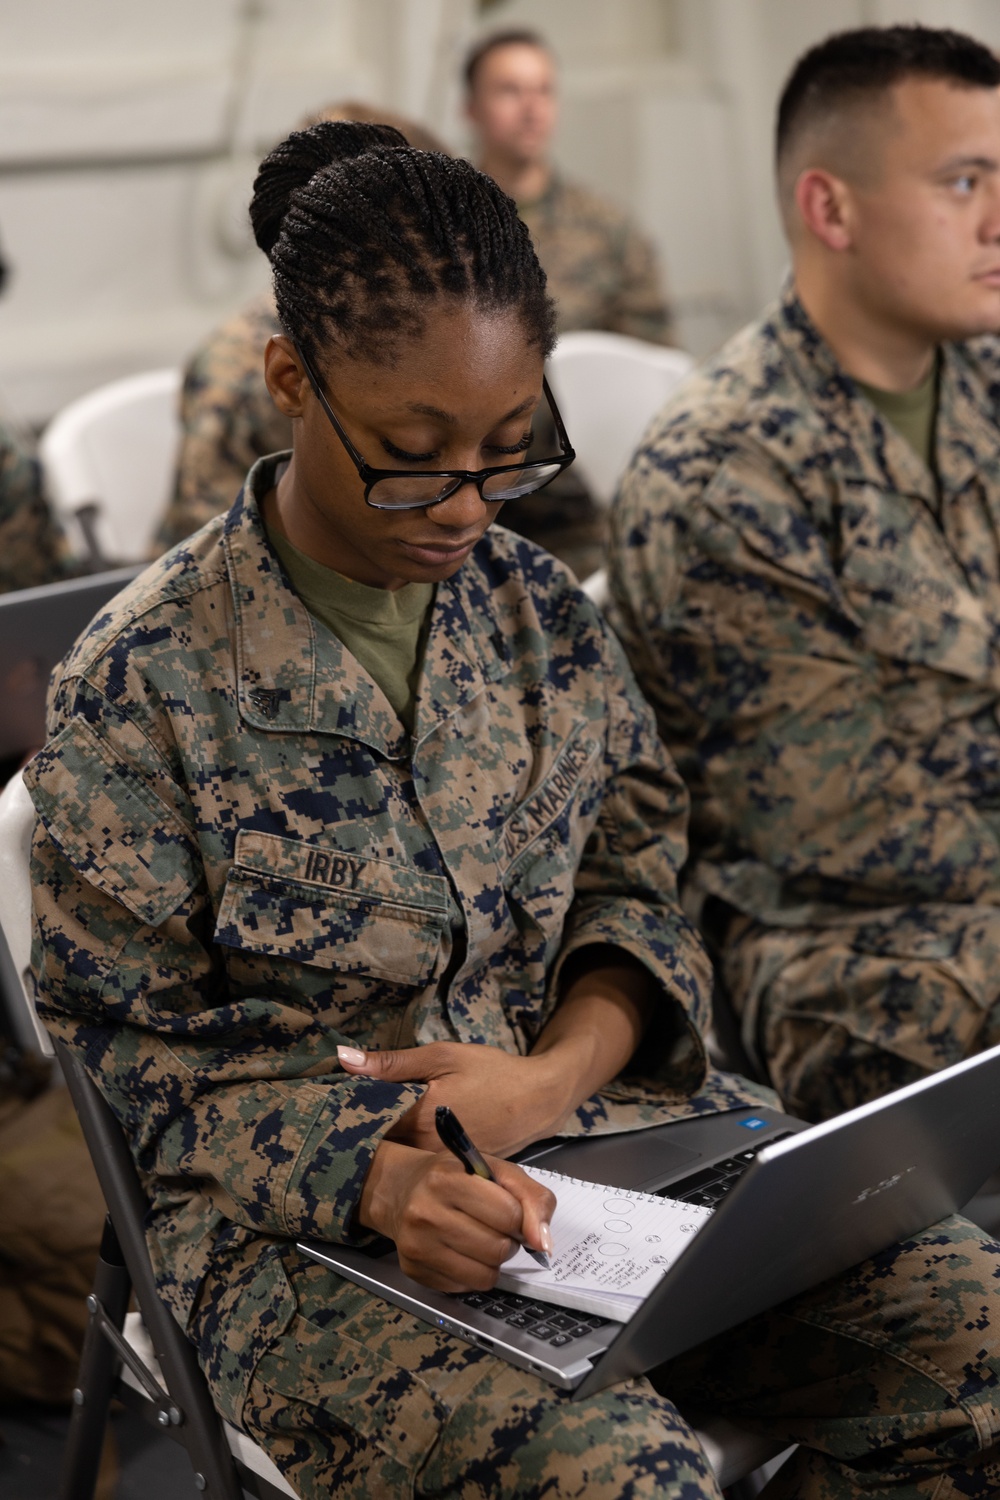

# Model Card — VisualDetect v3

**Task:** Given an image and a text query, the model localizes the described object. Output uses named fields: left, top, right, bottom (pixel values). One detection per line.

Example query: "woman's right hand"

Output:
left=357, top=1140, right=556, bottom=1292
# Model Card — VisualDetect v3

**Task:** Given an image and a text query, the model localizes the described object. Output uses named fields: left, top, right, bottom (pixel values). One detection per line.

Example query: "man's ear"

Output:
left=264, top=335, right=311, bottom=418
left=794, top=167, right=855, bottom=252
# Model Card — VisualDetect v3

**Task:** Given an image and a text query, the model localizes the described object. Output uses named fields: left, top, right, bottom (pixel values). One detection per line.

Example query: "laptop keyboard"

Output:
left=457, top=1131, right=795, bottom=1345
left=458, top=1290, right=609, bottom=1346
left=655, top=1131, right=795, bottom=1207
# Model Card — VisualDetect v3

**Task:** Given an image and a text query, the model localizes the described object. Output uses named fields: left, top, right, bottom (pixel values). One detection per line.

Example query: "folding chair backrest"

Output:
left=580, top=567, right=609, bottom=608
left=0, top=770, right=52, bottom=1056
left=39, top=369, right=182, bottom=565
left=546, top=331, right=694, bottom=506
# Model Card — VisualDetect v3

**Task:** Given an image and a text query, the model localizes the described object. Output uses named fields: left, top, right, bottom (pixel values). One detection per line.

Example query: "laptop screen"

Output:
left=0, top=565, right=141, bottom=760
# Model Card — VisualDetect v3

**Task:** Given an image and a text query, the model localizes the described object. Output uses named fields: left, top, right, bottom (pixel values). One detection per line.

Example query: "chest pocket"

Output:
left=215, top=831, right=449, bottom=985
left=838, top=481, right=998, bottom=683
left=500, top=725, right=603, bottom=944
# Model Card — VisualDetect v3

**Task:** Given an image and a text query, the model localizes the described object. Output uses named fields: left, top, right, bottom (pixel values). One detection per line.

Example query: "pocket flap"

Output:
left=25, top=717, right=199, bottom=928
left=215, top=831, right=449, bottom=984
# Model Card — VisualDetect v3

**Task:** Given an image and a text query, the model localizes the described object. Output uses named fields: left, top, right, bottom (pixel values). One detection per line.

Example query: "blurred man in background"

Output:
left=0, top=239, right=66, bottom=594
left=610, top=25, right=1000, bottom=1124
left=464, top=28, right=677, bottom=575
left=465, top=29, right=674, bottom=345
left=0, top=424, right=64, bottom=594
left=156, top=104, right=446, bottom=552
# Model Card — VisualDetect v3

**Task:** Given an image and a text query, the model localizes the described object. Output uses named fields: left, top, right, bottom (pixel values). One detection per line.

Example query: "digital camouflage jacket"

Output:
left=610, top=282, right=1000, bottom=1117
left=156, top=294, right=290, bottom=552
left=29, top=454, right=764, bottom=1325
left=518, top=175, right=673, bottom=347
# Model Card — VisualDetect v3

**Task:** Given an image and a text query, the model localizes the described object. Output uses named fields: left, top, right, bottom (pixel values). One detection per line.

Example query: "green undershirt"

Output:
left=855, top=354, right=939, bottom=471
left=269, top=526, right=435, bottom=732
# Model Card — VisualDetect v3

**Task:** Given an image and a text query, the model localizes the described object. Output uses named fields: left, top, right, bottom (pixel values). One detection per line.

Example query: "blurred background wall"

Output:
left=2, top=0, right=1000, bottom=426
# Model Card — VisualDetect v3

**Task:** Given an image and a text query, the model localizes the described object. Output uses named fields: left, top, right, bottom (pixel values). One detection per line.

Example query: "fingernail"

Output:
left=539, top=1222, right=553, bottom=1255
left=337, top=1045, right=367, bottom=1067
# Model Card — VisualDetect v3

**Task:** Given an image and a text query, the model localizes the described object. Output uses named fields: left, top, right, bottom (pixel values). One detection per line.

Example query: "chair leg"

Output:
left=59, top=1215, right=131, bottom=1500
left=56, top=1044, right=244, bottom=1499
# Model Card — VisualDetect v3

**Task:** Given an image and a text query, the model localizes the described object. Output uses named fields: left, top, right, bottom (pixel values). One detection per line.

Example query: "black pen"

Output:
left=434, top=1105, right=551, bottom=1268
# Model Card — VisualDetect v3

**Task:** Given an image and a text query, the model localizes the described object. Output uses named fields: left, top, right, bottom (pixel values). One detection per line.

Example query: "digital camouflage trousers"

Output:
left=187, top=1214, right=1000, bottom=1499
left=722, top=915, right=1000, bottom=1124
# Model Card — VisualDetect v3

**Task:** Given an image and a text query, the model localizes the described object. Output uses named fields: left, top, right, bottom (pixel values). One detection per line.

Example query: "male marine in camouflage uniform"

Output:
left=465, top=30, right=672, bottom=347
left=610, top=26, right=1000, bottom=1122
left=463, top=28, right=673, bottom=578
left=28, top=453, right=1000, bottom=1497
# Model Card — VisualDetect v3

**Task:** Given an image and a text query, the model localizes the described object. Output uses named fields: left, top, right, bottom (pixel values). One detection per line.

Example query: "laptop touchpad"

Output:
left=528, top=1134, right=700, bottom=1189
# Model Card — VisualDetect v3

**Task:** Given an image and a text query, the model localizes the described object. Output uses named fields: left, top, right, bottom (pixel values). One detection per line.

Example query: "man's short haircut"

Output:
left=464, top=29, right=551, bottom=92
left=777, top=24, right=1000, bottom=169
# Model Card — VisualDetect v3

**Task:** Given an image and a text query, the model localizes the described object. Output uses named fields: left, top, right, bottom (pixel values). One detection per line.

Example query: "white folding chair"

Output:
left=0, top=770, right=788, bottom=1497
left=0, top=771, right=52, bottom=1059
left=547, top=331, right=694, bottom=507
left=38, top=369, right=182, bottom=566
left=581, top=567, right=609, bottom=608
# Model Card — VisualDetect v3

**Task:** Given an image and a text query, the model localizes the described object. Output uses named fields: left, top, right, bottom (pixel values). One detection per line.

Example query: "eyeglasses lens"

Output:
left=481, top=462, right=565, bottom=499
left=367, top=462, right=565, bottom=511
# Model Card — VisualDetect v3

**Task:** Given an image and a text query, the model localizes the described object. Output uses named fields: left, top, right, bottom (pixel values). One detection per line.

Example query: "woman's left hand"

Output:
left=336, top=1040, right=574, bottom=1158
left=338, top=961, right=657, bottom=1158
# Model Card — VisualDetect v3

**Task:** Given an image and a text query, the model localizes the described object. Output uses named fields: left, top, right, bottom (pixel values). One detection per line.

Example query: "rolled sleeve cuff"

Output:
left=549, top=900, right=712, bottom=1091
left=283, top=1076, right=425, bottom=1245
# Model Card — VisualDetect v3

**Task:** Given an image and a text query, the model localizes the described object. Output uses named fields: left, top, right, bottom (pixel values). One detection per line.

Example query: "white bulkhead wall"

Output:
left=2, top=0, right=1000, bottom=425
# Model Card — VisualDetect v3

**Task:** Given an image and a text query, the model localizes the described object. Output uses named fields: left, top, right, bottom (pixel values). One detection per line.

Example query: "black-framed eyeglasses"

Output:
left=294, top=343, right=576, bottom=512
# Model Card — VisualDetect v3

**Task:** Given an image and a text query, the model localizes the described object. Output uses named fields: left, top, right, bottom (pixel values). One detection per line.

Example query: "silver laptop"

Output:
left=0, top=566, right=141, bottom=759
left=300, top=1044, right=1000, bottom=1399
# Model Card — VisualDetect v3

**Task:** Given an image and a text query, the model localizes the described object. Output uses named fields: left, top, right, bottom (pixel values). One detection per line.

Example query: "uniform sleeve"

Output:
left=27, top=682, right=423, bottom=1245
left=607, top=221, right=676, bottom=347
left=609, top=444, right=1000, bottom=908
left=0, top=423, right=66, bottom=593
left=155, top=332, right=291, bottom=553
left=548, top=619, right=714, bottom=1089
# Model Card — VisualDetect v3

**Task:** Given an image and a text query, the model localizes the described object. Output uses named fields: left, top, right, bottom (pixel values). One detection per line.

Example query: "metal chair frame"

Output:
left=57, top=1040, right=292, bottom=1500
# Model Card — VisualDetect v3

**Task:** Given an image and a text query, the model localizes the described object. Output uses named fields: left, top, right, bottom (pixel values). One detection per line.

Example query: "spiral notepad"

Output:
left=496, top=1167, right=713, bottom=1322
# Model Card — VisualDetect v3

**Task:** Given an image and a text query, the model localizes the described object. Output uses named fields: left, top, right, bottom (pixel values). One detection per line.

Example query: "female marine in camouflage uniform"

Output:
left=28, top=123, right=1000, bottom=1498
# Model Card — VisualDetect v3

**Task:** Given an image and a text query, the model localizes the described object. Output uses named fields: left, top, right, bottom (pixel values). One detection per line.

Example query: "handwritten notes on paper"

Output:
left=496, top=1168, right=713, bottom=1322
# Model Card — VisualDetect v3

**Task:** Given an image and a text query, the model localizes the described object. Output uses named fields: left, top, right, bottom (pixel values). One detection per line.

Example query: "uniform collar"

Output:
left=225, top=454, right=511, bottom=755
left=516, top=170, right=562, bottom=217
left=771, top=279, right=998, bottom=505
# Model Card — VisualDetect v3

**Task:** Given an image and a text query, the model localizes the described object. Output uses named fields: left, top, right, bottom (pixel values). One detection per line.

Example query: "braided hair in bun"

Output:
left=249, top=120, right=555, bottom=368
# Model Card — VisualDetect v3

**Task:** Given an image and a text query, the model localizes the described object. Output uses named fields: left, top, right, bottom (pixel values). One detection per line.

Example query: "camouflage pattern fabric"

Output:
left=28, top=450, right=770, bottom=1332
left=186, top=1215, right=1000, bottom=1498
left=155, top=294, right=290, bottom=552
left=518, top=175, right=674, bottom=346
left=609, top=280, right=1000, bottom=1121
left=27, top=454, right=1000, bottom=1494
left=0, top=417, right=65, bottom=593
